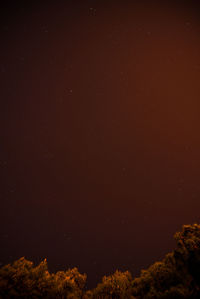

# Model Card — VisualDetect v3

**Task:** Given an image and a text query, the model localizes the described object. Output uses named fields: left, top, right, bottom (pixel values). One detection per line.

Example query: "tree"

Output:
left=90, top=270, right=134, bottom=299
left=0, top=257, right=86, bottom=298
left=1, top=223, right=200, bottom=298
left=131, top=224, right=200, bottom=299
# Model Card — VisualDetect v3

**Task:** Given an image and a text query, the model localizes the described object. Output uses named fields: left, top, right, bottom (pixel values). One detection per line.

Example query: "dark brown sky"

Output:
left=1, top=0, right=200, bottom=288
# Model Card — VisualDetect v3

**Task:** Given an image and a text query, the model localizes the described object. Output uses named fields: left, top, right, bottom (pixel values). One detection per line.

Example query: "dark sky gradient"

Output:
left=1, top=0, right=200, bottom=288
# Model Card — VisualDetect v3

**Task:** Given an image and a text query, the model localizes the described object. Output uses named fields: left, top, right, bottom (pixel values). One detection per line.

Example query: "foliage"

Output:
left=88, top=270, right=134, bottom=299
left=131, top=223, right=200, bottom=299
left=0, top=257, right=86, bottom=298
left=1, top=224, right=200, bottom=298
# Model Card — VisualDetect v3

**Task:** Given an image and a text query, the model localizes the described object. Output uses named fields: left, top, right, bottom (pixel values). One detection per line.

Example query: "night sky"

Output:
left=1, top=0, right=200, bottom=288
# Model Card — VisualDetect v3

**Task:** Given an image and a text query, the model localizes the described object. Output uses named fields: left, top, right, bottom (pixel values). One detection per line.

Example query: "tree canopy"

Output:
left=1, top=224, right=200, bottom=298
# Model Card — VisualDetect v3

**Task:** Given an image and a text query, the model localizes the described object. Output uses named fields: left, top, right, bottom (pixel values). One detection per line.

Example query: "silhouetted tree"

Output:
left=131, top=223, right=200, bottom=299
left=0, top=257, right=86, bottom=298
left=87, top=270, right=134, bottom=299
left=1, top=224, right=200, bottom=298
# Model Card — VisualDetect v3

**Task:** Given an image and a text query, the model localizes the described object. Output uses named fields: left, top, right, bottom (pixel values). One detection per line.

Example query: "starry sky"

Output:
left=1, top=0, right=200, bottom=288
